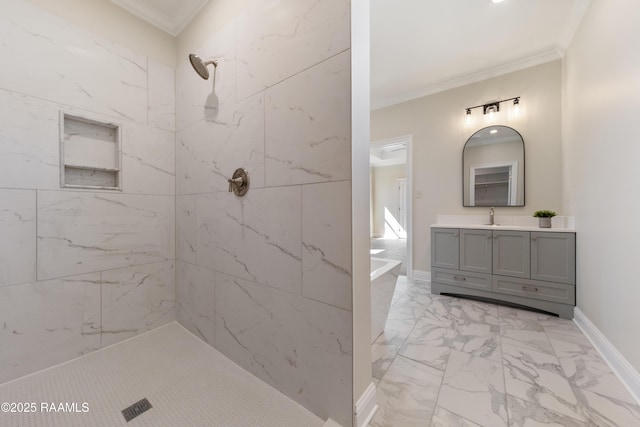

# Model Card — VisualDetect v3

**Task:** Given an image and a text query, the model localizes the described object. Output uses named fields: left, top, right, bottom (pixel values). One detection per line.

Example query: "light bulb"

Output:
left=512, top=98, right=520, bottom=117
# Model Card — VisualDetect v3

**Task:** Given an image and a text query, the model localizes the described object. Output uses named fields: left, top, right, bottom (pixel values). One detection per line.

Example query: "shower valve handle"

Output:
left=228, top=177, right=243, bottom=192
left=227, top=168, right=250, bottom=197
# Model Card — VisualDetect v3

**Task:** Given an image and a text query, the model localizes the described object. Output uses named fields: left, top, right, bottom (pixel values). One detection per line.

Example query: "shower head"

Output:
left=189, top=54, right=218, bottom=80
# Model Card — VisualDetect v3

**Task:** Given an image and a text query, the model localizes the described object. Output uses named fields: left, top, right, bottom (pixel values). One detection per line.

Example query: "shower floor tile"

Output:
left=0, top=322, right=324, bottom=427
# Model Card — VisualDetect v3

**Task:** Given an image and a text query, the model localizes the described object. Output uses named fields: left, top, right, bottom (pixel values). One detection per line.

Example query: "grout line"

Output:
left=174, top=59, right=178, bottom=319
left=99, top=271, right=103, bottom=349
left=0, top=186, right=175, bottom=198
left=497, top=309, right=510, bottom=426
left=34, top=189, right=39, bottom=282
left=175, top=259, right=352, bottom=314
left=263, top=90, right=267, bottom=188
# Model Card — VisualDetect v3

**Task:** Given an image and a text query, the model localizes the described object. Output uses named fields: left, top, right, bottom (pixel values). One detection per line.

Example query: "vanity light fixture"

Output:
left=483, top=102, right=500, bottom=115
left=464, top=96, right=521, bottom=118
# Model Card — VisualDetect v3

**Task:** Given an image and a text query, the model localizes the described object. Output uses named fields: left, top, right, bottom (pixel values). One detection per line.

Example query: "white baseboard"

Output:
left=354, top=382, right=378, bottom=427
left=573, top=307, right=640, bottom=406
left=412, top=270, right=430, bottom=282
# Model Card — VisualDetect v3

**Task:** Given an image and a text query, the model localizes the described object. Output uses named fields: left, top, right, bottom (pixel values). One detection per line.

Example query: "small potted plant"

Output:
left=533, top=210, right=557, bottom=228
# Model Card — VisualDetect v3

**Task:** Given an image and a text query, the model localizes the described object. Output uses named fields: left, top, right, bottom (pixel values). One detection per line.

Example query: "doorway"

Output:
left=369, top=135, right=413, bottom=279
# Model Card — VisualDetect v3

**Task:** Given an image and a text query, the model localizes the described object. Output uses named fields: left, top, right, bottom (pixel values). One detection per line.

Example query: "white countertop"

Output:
left=430, top=223, right=575, bottom=232
left=431, top=214, right=575, bottom=232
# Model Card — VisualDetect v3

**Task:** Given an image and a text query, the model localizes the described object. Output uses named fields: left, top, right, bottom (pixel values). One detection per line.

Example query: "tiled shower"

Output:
left=0, top=0, right=355, bottom=425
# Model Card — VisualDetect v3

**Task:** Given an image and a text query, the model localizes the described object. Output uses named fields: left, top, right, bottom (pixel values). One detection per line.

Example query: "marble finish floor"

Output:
left=370, top=277, right=640, bottom=426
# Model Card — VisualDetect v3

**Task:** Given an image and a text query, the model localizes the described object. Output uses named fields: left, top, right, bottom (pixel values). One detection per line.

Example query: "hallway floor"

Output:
left=370, top=276, right=640, bottom=426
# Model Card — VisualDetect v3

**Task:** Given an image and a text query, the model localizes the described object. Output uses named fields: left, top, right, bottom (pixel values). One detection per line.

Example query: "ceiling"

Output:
left=370, top=142, right=407, bottom=167
left=371, top=0, right=590, bottom=109
left=109, top=0, right=209, bottom=36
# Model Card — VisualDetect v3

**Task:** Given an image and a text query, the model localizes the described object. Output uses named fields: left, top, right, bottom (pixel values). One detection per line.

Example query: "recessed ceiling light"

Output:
left=492, top=0, right=505, bottom=3
left=490, top=129, right=498, bottom=134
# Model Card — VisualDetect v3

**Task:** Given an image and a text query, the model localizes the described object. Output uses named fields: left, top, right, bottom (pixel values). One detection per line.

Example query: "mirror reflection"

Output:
left=463, top=125, right=524, bottom=207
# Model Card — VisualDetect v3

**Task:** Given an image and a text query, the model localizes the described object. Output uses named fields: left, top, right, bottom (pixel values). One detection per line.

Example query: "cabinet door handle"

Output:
left=532, top=237, right=538, bottom=241
left=453, top=276, right=467, bottom=281
left=453, top=233, right=459, bottom=237
left=487, top=235, right=492, bottom=239
left=494, top=235, right=498, bottom=239
left=522, top=286, right=539, bottom=293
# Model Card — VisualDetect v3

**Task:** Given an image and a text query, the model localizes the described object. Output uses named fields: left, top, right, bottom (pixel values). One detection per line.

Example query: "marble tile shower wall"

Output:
left=175, top=0, right=353, bottom=424
left=0, top=0, right=176, bottom=383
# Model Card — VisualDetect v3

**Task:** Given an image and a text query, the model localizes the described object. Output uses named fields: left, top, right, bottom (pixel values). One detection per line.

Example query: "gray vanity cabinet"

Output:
left=431, top=228, right=459, bottom=270
left=460, top=229, right=492, bottom=274
left=531, top=232, right=576, bottom=284
left=493, top=230, right=530, bottom=279
left=431, top=227, right=576, bottom=319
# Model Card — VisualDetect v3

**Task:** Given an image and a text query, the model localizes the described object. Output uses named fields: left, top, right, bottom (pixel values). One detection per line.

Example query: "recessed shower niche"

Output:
left=60, top=112, right=122, bottom=190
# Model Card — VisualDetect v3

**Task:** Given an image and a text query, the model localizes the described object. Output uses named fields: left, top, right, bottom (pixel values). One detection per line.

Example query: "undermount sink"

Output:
left=480, top=224, right=530, bottom=229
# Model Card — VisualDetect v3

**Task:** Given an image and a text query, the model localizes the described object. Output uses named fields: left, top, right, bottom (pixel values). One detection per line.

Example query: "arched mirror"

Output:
left=463, top=125, right=524, bottom=207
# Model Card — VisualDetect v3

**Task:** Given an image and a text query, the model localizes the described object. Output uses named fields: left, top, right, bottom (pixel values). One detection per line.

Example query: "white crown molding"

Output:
left=110, top=0, right=209, bottom=37
left=371, top=47, right=564, bottom=111
left=557, top=0, right=591, bottom=51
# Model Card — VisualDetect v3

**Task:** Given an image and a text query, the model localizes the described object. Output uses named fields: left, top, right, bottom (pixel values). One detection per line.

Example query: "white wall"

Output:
left=371, top=164, right=406, bottom=237
left=0, top=0, right=176, bottom=383
left=371, top=61, right=563, bottom=273
left=564, top=0, right=640, bottom=373
left=351, top=0, right=372, bottom=419
left=175, top=0, right=354, bottom=424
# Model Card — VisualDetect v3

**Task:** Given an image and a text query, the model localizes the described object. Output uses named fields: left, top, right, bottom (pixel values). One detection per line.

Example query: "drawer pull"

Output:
left=532, top=237, right=538, bottom=241
left=453, top=276, right=467, bottom=281
left=453, top=233, right=459, bottom=237
left=522, top=286, right=539, bottom=293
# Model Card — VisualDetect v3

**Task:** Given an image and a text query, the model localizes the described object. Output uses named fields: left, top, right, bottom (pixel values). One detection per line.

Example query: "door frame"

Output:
left=469, top=160, right=518, bottom=206
left=396, top=177, right=407, bottom=238
left=370, top=134, right=414, bottom=280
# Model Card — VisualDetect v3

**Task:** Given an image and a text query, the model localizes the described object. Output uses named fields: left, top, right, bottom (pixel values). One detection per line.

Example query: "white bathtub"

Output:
left=371, top=257, right=402, bottom=343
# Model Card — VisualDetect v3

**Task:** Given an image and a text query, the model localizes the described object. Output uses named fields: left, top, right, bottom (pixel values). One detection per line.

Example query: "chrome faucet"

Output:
left=489, top=207, right=495, bottom=225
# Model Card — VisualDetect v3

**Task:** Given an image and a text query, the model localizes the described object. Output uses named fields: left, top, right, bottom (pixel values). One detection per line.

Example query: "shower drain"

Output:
left=121, top=398, right=152, bottom=422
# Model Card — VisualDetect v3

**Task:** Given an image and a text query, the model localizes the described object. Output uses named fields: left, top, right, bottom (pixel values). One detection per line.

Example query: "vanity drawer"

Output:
left=432, top=268, right=491, bottom=292
left=493, top=276, right=575, bottom=305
